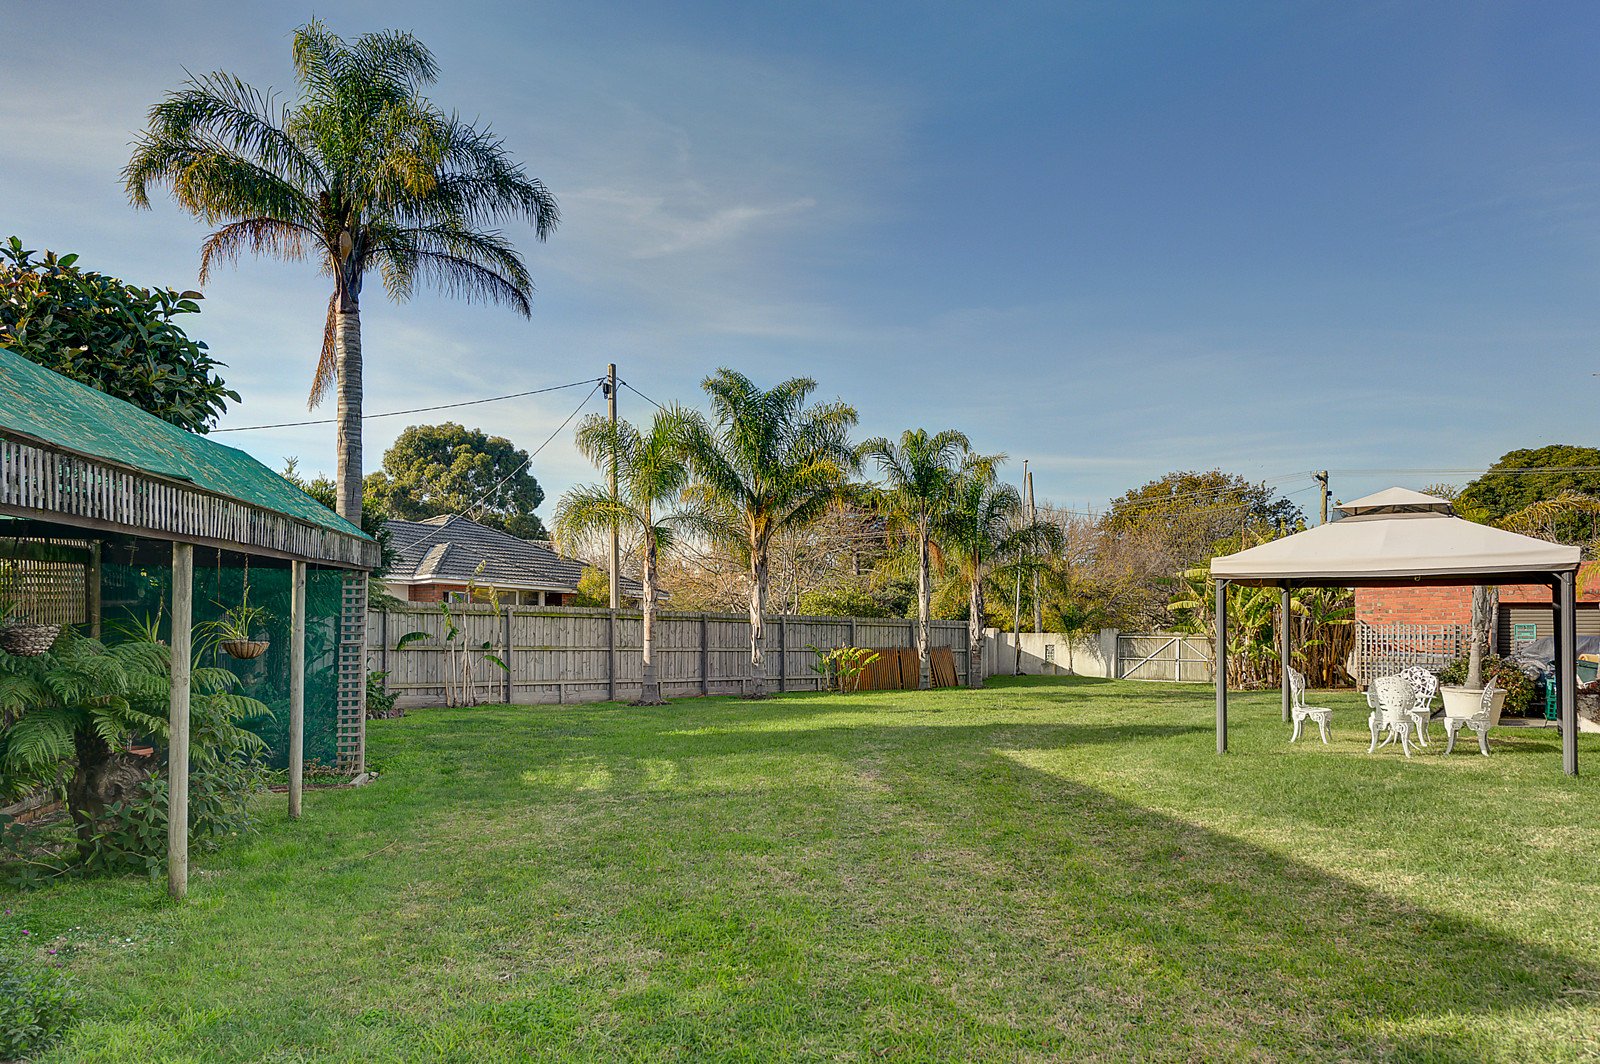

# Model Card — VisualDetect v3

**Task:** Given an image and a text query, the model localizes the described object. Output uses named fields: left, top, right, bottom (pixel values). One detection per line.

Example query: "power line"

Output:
left=618, top=379, right=665, bottom=411
left=468, top=382, right=604, bottom=522
left=211, top=378, right=600, bottom=433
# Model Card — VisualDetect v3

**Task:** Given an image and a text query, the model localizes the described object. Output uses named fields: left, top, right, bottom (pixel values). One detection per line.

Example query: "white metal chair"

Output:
left=1288, top=667, right=1332, bottom=744
left=1399, top=665, right=1439, bottom=745
left=1368, top=674, right=1418, bottom=756
left=1443, top=679, right=1502, bottom=757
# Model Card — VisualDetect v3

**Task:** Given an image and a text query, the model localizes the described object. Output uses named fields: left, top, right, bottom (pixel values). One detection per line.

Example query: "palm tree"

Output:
left=679, top=369, right=858, bottom=697
left=124, top=20, right=558, bottom=523
left=935, top=458, right=1061, bottom=689
left=861, top=429, right=970, bottom=689
left=554, top=409, right=697, bottom=705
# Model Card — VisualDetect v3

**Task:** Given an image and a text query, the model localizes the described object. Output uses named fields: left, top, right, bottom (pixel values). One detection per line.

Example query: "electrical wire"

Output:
left=211, top=378, right=600, bottom=432
left=618, top=379, right=666, bottom=411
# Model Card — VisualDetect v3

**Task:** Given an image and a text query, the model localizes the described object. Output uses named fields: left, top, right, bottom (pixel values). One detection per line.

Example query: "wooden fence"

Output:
left=368, top=604, right=975, bottom=708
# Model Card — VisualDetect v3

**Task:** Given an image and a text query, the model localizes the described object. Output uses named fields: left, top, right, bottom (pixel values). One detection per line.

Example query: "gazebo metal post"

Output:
left=1215, top=578, right=1228, bottom=754
left=168, top=542, right=193, bottom=901
left=1280, top=582, right=1293, bottom=723
left=1559, top=570, right=1578, bottom=777
left=289, top=560, right=307, bottom=819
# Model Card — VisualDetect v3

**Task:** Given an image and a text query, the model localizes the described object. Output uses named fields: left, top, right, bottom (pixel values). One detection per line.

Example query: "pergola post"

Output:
left=168, top=542, right=193, bottom=900
left=289, top=559, right=307, bottom=819
left=1215, top=578, right=1229, bottom=754
left=1559, top=570, right=1578, bottom=777
left=1280, top=582, right=1293, bottom=723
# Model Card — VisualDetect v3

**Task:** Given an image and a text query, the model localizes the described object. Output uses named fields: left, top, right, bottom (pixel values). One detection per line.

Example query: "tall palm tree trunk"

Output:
left=334, top=298, right=364, bottom=524
left=968, top=568, right=986, bottom=689
left=749, top=548, right=769, bottom=698
left=640, top=538, right=661, bottom=705
left=917, top=523, right=932, bottom=690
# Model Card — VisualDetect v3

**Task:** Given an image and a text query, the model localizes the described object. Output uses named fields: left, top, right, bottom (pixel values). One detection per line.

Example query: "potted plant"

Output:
left=205, top=587, right=272, bottom=660
left=0, top=569, right=59, bottom=657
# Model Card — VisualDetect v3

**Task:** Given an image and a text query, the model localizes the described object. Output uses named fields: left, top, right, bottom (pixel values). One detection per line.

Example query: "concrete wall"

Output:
left=982, top=629, right=1118, bottom=678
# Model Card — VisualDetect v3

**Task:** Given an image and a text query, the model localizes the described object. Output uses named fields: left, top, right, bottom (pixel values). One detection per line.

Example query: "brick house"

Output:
left=383, top=514, right=644, bottom=606
left=1354, top=560, right=1600, bottom=654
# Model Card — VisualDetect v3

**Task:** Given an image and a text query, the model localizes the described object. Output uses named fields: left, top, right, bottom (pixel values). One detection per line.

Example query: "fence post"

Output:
left=779, top=616, right=788, bottom=693
left=700, top=614, right=711, bottom=695
left=849, top=618, right=858, bottom=649
left=607, top=609, right=618, bottom=702
left=379, top=608, right=389, bottom=683
left=503, top=610, right=513, bottom=703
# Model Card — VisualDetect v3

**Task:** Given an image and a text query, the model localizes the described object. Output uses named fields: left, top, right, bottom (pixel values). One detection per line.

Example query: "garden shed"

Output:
left=1210, top=488, right=1583, bottom=775
left=0, top=345, right=378, bottom=896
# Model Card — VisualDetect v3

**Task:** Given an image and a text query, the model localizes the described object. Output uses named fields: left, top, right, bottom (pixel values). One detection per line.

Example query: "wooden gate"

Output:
left=1115, top=633, right=1214, bottom=682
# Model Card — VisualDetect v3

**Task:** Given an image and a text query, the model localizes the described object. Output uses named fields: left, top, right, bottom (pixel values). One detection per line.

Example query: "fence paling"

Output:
left=369, top=605, right=974, bottom=708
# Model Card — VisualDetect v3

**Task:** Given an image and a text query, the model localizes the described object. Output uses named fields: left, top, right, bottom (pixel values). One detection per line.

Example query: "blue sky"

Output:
left=3, top=1, right=1597, bottom=519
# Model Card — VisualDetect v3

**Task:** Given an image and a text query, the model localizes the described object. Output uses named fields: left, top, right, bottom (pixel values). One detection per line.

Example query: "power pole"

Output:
left=606, top=363, right=620, bottom=610
left=1027, top=468, right=1041, bottom=634
left=1314, top=470, right=1330, bottom=525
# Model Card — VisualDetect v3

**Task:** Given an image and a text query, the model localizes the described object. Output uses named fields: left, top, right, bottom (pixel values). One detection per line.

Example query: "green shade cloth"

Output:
left=0, top=345, right=366, bottom=542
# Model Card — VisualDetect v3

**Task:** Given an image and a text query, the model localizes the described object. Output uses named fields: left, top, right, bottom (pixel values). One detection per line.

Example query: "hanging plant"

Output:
left=202, top=576, right=271, bottom=661
left=0, top=564, right=58, bottom=658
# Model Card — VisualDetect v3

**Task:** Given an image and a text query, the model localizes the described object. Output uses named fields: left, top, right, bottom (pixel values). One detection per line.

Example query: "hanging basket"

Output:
left=221, top=639, right=270, bottom=660
left=0, top=623, right=61, bottom=657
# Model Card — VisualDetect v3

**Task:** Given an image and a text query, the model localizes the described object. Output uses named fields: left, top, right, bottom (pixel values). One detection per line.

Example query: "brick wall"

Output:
left=1354, top=585, right=1473, bottom=627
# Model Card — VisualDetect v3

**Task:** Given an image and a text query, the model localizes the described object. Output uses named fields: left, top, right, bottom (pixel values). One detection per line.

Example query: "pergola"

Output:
left=0, top=347, right=379, bottom=896
left=1209, top=488, right=1583, bottom=775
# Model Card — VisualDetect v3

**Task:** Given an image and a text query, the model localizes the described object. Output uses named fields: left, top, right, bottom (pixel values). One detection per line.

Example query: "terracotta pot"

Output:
left=0, top=623, right=60, bottom=657
left=221, top=639, right=270, bottom=660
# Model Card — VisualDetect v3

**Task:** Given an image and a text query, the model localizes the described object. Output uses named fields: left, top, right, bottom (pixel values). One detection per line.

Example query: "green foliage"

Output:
left=0, top=945, right=80, bottom=1060
left=807, top=645, right=880, bottom=692
left=679, top=369, right=860, bottom=562
left=0, top=237, right=237, bottom=431
left=368, top=422, right=547, bottom=540
left=77, top=756, right=269, bottom=879
left=124, top=19, right=559, bottom=410
left=797, top=584, right=898, bottom=618
left=1437, top=655, right=1537, bottom=716
left=1458, top=446, right=1600, bottom=525
left=1105, top=470, right=1302, bottom=534
left=570, top=567, right=613, bottom=608
left=366, top=671, right=402, bottom=719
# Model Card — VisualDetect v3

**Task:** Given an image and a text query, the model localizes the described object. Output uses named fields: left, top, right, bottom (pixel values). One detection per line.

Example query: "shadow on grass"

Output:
left=483, top=707, right=1599, bottom=1060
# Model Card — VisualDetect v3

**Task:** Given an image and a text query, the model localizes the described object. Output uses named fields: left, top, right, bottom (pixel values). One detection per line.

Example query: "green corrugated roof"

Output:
left=0, top=345, right=367, bottom=540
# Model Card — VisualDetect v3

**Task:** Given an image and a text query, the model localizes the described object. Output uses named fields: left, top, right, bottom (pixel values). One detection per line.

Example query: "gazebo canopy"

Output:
left=1207, top=487, right=1582, bottom=776
left=1211, top=489, right=1580, bottom=586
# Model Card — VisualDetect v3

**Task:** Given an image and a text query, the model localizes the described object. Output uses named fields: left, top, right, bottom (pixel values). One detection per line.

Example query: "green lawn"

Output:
left=14, top=677, right=1600, bottom=1061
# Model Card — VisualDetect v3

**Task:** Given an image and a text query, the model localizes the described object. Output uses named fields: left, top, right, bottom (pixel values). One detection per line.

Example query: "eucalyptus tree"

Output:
left=554, top=409, right=697, bottom=705
left=936, top=457, right=1062, bottom=689
left=124, top=19, right=558, bottom=523
left=678, top=369, right=858, bottom=697
left=861, top=428, right=970, bottom=689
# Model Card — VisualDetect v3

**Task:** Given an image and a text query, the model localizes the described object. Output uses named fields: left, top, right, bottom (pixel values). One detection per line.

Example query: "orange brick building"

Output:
left=1355, top=561, right=1600, bottom=651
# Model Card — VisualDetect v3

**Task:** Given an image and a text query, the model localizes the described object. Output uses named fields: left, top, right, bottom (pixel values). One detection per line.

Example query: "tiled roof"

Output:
left=385, top=514, right=644, bottom=596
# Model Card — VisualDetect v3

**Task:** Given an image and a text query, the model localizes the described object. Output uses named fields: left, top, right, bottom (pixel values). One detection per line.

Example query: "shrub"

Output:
left=366, top=671, right=402, bottom=719
left=78, top=755, right=268, bottom=879
left=1437, top=655, right=1538, bottom=716
left=0, top=949, right=80, bottom=1059
left=0, top=237, right=237, bottom=431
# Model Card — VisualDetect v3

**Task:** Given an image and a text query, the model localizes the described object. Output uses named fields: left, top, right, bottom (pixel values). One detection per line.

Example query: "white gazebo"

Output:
left=1209, top=488, right=1583, bottom=775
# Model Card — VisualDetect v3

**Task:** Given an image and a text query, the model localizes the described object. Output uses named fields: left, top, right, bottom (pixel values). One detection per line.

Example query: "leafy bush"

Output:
left=0, top=947, right=80, bottom=1059
left=366, top=671, right=402, bottom=719
left=78, top=755, right=268, bottom=879
left=0, top=237, right=237, bottom=431
left=1437, top=655, right=1538, bottom=716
